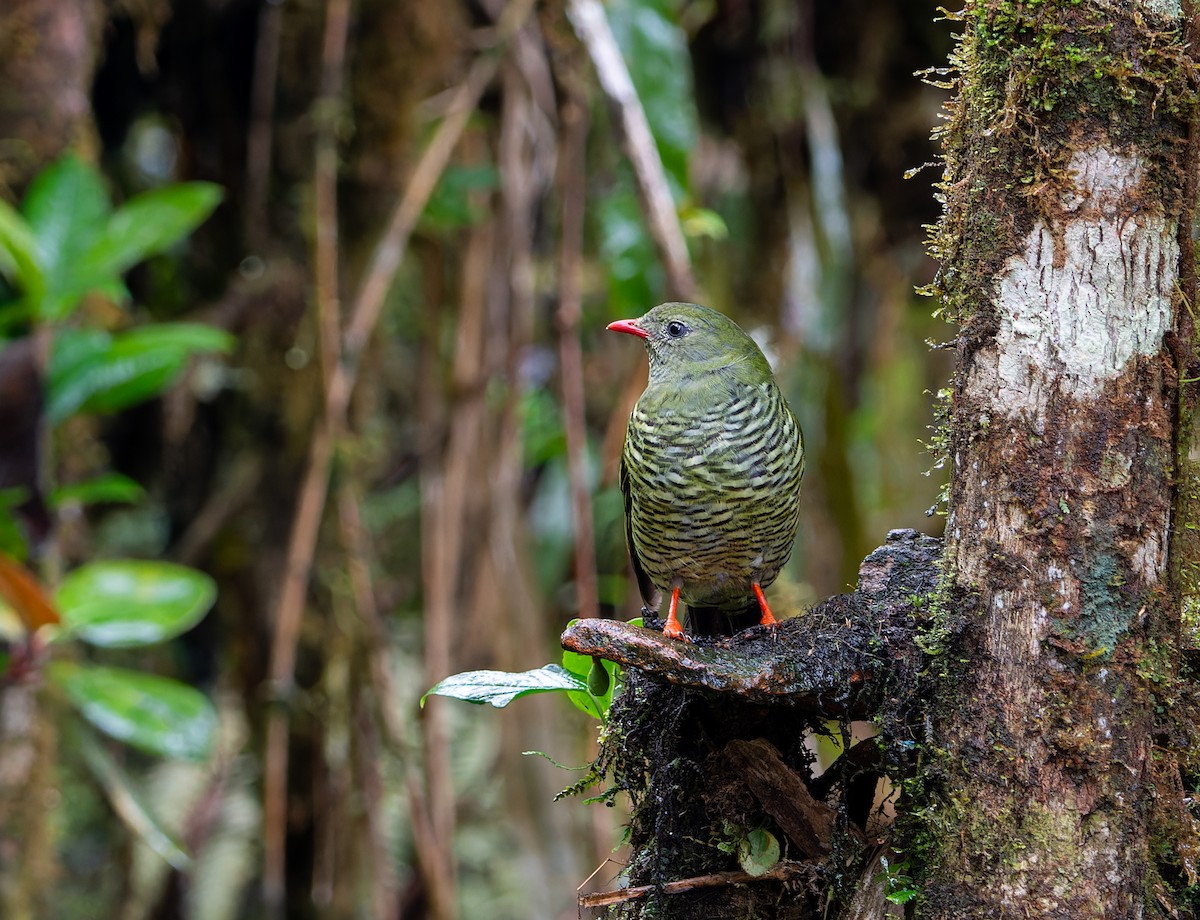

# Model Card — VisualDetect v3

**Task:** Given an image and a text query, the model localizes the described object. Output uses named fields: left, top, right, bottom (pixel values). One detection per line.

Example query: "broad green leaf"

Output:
left=562, top=624, right=619, bottom=720
left=422, top=664, right=586, bottom=709
left=77, top=727, right=192, bottom=869
left=0, top=198, right=45, bottom=305
left=22, top=153, right=111, bottom=278
left=50, top=662, right=217, bottom=760
left=738, top=828, right=780, bottom=877
left=52, top=473, right=147, bottom=508
left=78, top=182, right=222, bottom=281
left=56, top=559, right=216, bottom=648
left=47, top=323, right=235, bottom=422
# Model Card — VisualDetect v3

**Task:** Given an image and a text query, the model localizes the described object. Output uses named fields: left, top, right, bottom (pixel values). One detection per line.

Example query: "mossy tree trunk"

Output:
left=918, top=0, right=1199, bottom=915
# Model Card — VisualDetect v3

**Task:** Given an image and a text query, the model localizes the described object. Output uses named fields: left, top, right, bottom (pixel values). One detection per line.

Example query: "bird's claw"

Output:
left=662, top=624, right=691, bottom=643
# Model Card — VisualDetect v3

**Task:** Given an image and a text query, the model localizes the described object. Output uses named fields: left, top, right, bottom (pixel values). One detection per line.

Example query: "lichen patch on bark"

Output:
left=967, top=147, right=1178, bottom=428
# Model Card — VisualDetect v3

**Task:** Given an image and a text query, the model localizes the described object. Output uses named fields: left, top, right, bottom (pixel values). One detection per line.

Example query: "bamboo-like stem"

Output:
left=244, top=0, right=283, bottom=250
left=262, top=0, right=350, bottom=909
left=556, top=91, right=599, bottom=623
left=565, top=0, right=697, bottom=302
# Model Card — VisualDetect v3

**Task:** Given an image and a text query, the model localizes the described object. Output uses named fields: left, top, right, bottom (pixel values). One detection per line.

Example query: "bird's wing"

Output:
left=619, top=451, right=661, bottom=613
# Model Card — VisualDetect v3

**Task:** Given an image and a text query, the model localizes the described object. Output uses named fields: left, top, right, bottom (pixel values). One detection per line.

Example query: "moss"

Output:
left=1174, top=460, right=1200, bottom=647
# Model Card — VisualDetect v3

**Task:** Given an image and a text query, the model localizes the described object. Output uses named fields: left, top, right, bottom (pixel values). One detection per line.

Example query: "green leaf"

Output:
left=737, top=828, right=780, bottom=877
left=77, top=727, right=192, bottom=869
left=78, top=182, right=222, bottom=281
left=422, top=664, right=586, bottom=709
left=562, top=624, right=619, bottom=720
left=421, top=164, right=500, bottom=231
left=887, top=888, right=919, bottom=905
left=51, top=473, right=147, bottom=508
left=56, top=559, right=216, bottom=648
left=22, top=153, right=111, bottom=280
left=0, top=198, right=45, bottom=306
left=50, top=662, right=217, bottom=760
left=47, top=323, right=235, bottom=422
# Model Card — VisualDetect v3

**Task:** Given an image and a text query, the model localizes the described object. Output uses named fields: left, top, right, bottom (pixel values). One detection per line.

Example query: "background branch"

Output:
left=566, top=0, right=697, bottom=301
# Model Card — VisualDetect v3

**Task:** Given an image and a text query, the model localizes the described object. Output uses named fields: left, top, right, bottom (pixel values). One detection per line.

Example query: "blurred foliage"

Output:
left=0, top=152, right=226, bottom=911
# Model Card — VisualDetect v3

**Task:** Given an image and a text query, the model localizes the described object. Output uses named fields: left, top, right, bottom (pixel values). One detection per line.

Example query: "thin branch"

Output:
left=245, top=0, right=284, bottom=250
left=578, top=860, right=818, bottom=910
left=341, top=0, right=537, bottom=369
left=566, top=0, right=697, bottom=301
left=262, top=0, right=350, bottom=912
left=312, top=0, right=351, bottom=392
left=556, top=90, right=599, bottom=621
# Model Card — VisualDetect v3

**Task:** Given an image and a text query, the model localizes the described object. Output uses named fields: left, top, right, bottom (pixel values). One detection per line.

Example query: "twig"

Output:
left=557, top=88, right=599, bottom=621
left=262, top=0, right=351, bottom=911
left=566, top=0, right=697, bottom=301
left=245, top=0, right=284, bottom=250
left=342, top=0, right=536, bottom=369
left=312, top=0, right=351, bottom=392
left=578, top=860, right=816, bottom=909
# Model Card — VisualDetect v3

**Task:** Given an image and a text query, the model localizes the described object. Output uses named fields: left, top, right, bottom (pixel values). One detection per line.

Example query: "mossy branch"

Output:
left=561, top=529, right=941, bottom=719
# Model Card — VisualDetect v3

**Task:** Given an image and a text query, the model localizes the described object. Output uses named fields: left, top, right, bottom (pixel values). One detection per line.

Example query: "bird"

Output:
left=607, top=302, right=805, bottom=640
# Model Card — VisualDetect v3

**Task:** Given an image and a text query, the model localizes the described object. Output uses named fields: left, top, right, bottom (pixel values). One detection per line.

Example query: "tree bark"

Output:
left=918, top=0, right=1199, bottom=914
left=0, top=0, right=102, bottom=194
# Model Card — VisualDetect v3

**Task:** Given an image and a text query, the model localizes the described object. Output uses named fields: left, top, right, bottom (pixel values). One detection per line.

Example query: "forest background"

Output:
left=0, top=0, right=956, bottom=917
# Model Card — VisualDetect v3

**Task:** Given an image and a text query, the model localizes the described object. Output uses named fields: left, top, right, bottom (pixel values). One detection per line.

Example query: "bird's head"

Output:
left=607, top=302, right=773, bottom=386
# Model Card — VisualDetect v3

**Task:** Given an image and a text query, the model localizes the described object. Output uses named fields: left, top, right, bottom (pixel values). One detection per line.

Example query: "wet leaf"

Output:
left=51, top=663, right=217, bottom=761
left=56, top=559, right=216, bottom=648
left=422, top=664, right=586, bottom=708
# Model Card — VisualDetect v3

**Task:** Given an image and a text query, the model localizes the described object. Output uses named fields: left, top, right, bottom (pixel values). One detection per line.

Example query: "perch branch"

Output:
left=562, top=530, right=940, bottom=715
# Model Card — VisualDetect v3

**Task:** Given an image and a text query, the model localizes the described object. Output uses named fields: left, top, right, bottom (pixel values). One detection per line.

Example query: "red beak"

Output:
left=606, top=318, right=649, bottom=339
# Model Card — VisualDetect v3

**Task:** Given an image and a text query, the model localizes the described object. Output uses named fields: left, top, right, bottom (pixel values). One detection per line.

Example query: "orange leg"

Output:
left=662, top=586, right=686, bottom=640
left=752, top=583, right=778, bottom=628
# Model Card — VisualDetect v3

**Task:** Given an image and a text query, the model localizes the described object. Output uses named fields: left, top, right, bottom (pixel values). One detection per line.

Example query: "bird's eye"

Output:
left=665, top=320, right=688, bottom=338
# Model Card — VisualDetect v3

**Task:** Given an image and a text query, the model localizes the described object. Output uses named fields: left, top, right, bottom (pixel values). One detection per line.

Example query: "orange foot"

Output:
left=752, top=583, right=778, bottom=628
left=662, top=585, right=688, bottom=641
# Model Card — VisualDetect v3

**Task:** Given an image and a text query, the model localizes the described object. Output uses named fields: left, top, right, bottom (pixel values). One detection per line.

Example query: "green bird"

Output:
left=608, top=302, right=805, bottom=640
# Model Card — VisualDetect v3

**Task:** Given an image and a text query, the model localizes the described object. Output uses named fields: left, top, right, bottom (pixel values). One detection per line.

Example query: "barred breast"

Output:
left=622, top=379, right=805, bottom=609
